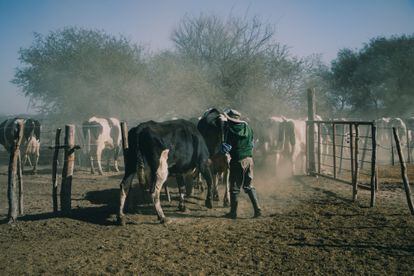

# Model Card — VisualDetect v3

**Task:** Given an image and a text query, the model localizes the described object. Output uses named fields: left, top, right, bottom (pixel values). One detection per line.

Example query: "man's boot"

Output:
left=224, top=193, right=238, bottom=219
left=247, top=189, right=262, bottom=218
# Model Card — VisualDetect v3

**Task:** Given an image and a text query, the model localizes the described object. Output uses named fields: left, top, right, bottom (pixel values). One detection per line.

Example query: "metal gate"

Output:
left=306, top=120, right=377, bottom=205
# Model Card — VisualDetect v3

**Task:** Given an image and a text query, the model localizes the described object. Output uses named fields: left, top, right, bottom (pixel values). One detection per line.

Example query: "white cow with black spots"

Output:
left=82, top=117, right=121, bottom=175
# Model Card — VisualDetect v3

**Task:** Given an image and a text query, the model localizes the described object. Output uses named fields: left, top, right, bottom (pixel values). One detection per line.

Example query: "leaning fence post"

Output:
left=338, top=125, right=345, bottom=175
left=17, top=151, right=23, bottom=215
left=52, top=128, right=62, bottom=213
left=393, top=127, right=414, bottom=215
left=60, top=125, right=75, bottom=215
left=307, top=88, right=316, bottom=175
left=370, top=124, right=377, bottom=207
left=390, top=128, right=395, bottom=166
left=7, top=120, right=24, bottom=223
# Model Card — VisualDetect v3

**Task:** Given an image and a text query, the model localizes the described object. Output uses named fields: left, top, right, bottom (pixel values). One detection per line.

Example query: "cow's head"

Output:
left=198, top=108, right=226, bottom=155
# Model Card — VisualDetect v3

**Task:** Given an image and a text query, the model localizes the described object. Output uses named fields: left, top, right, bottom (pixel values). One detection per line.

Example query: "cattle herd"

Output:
left=0, top=112, right=413, bottom=225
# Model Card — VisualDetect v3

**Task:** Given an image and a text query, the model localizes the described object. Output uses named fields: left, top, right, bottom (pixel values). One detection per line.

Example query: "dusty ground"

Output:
left=0, top=164, right=414, bottom=275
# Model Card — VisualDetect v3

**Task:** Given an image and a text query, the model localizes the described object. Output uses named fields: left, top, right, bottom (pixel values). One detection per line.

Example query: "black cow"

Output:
left=197, top=108, right=230, bottom=207
left=118, top=119, right=213, bottom=225
left=0, top=118, right=41, bottom=173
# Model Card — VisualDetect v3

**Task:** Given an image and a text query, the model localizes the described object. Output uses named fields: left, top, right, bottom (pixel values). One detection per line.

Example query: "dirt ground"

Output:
left=0, top=164, right=414, bottom=275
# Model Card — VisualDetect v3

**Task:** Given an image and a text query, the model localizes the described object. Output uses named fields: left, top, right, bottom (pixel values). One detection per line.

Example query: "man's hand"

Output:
left=219, top=114, right=228, bottom=122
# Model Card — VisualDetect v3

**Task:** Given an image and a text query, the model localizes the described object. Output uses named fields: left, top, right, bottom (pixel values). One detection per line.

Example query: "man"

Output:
left=220, top=109, right=262, bottom=219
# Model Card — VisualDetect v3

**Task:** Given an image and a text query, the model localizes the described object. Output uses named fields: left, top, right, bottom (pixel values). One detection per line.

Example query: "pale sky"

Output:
left=1, top=0, right=413, bottom=115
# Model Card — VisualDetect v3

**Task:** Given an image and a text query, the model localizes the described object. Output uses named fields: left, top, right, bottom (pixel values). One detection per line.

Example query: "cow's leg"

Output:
left=275, top=152, right=280, bottom=176
left=176, top=174, right=187, bottom=212
left=96, top=144, right=105, bottom=175
left=89, top=145, right=97, bottom=174
left=195, top=172, right=204, bottom=192
left=89, top=156, right=95, bottom=174
left=199, top=162, right=213, bottom=209
left=117, top=173, right=135, bottom=226
left=106, top=155, right=111, bottom=172
left=213, top=173, right=219, bottom=201
left=152, top=150, right=169, bottom=223
left=185, top=173, right=194, bottom=197
left=164, top=183, right=171, bottom=202
left=24, top=154, right=32, bottom=167
left=32, top=152, right=39, bottom=175
left=223, top=169, right=230, bottom=207
left=301, top=151, right=306, bottom=175
left=290, top=152, right=295, bottom=176
left=113, top=146, right=120, bottom=172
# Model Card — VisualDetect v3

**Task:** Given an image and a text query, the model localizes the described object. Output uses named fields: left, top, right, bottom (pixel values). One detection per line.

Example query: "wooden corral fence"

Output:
left=3, top=124, right=81, bottom=222
left=0, top=119, right=143, bottom=168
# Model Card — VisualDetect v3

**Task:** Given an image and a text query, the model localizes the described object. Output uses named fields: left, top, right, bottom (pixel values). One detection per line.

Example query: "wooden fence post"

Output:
left=393, top=127, right=414, bottom=215
left=317, top=123, right=321, bottom=174
left=407, top=131, right=411, bottom=164
left=60, top=125, right=75, bottom=215
left=305, top=122, right=309, bottom=174
left=390, top=128, right=395, bottom=166
left=370, top=124, right=377, bottom=207
left=52, top=128, right=62, bottom=213
left=332, top=123, right=337, bottom=179
left=307, top=88, right=316, bottom=175
left=7, top=120, right=24, bottom=223
left=17, top=151, right=23, bottom=215
left=349, top=124, right=355, bottom=201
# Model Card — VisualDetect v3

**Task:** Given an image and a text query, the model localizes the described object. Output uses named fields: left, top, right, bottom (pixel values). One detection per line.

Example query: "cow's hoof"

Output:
left=205, top=199, right=213, bottom=209
left=223, top=201, right=229, bottom=208
left=160, top=217, right=171, bottom=224
left=213, top=194, right=219, bottom=201
left=98, top=172, right=104, bottom=176
left=117, top=215, right=126, bottom=226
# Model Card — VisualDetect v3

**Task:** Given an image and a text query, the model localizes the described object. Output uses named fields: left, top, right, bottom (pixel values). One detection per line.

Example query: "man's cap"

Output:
left=225, top=109, right=241, bottom=119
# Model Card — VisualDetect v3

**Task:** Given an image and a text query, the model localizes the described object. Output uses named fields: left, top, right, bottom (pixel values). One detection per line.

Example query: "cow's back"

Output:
left=131, top=119, right=210, bottom=174
left=89, top=116, right=113, bottom=145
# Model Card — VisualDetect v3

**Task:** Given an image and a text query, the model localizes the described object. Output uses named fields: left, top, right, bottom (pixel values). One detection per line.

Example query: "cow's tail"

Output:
left=125, top=127, right=145, bottom=185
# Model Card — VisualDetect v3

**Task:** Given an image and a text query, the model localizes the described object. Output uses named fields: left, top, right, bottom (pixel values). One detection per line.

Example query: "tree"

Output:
left=171, top=14, right=310, bottom=119
left=13, top=27, right=148, bottom=121
left=328, top=35, right=414, bottom=118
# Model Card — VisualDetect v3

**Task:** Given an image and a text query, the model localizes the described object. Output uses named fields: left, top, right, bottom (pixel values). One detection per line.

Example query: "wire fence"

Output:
left=0, top=120, right=142, bottom=169
left=307, top=120, right=413, bottom=190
